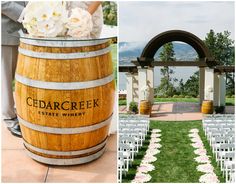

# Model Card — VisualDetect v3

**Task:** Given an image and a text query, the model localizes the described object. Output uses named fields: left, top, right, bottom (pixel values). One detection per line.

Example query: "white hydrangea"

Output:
left=66, top=8, right=93, bottom=39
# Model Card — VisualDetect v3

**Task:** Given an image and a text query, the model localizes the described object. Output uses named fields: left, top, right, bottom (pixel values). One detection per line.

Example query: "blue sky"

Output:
left=119, top=1, right=235, bottom=42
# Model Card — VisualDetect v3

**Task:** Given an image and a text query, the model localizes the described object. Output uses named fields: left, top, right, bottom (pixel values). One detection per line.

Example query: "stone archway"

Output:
left=120, top=30, right=231, bottom=114
left=134, top=30, right=218, bottom=109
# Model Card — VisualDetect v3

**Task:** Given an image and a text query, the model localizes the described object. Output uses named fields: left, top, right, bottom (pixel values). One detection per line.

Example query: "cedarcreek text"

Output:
left=26, top=97, right=100, bottom=117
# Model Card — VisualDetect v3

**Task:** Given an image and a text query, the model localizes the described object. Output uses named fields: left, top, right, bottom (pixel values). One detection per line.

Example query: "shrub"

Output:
left=129, top=101, right=138, bottom=114
left=231, top=95, right=235, bottom=98
left=226, top=95, right=231, bottom=98
left=178, top=95, right=184, bottom=98
left=162, top=95, right=168, bottom=98
left=185, top=95, right=191, bottom=98
left=215, top=106, right=225, bottom=114
left=173, top=95, right=179, bottom=98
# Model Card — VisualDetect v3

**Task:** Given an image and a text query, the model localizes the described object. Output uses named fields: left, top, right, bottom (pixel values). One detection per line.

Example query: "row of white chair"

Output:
left=202, top=114, right=235, bottom=183
left=118, top=115, right=150, bottom=183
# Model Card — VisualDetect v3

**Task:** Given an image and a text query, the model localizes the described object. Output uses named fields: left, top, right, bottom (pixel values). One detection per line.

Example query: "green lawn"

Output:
left=119, top=98, right=235, bottom=106
left=119, top=99, right=127, bottom=106
left=155, top=97, right=198, bottom=103
left=122, top=120, right=225, bottom=183
left=226, top=98, right=235, bottom=105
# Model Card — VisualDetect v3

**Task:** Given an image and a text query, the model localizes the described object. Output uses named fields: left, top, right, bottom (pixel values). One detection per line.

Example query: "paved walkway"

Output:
left=151, top=103, right=203, bottom=121
left=1, top=124, right=117, bottom=183
left=119, top=102, right=203, bottom=121
left=119, top=102, right=235, bottom=121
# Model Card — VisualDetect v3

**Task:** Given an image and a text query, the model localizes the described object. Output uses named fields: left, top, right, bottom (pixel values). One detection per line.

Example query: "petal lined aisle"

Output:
left=132, top=129, right=162, bottom=183
left=120, top=119, right=226, bottom=183
left=189, top=128, right=219, bottom=183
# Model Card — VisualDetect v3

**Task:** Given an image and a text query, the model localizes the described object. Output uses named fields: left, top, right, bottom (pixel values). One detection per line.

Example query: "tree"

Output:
left=204, top=30, right=235, bottom=96
left=176, top=79, right=185, bottom=95
left=156, top=42, right=177, bottom=97
left=183, top=71, right=199, bottom=97
left=102, top=2, right=117, bottom=26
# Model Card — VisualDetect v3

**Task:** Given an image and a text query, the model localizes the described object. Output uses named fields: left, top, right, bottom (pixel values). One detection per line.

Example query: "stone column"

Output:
left=125, top=73, right=134, bottom=110
left=133, top=73, right=139, bottom=103
left=199, top=67, right=205, bottom=104
left=138, top=67, right=147, bottom=103
left=204, top=68, right=221, bottom=106
left=147, top=67, right=154, bottom=104
left=213, top=72, right=220, bottom=106
left=204, top=68, right=214, bottom=101
left=218, top=73, right=226, bottom=106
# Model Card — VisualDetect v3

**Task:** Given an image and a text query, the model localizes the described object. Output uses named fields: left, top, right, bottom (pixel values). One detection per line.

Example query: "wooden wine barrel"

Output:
left=15, top=37, right=115, bottom=165
left=140, top=100, right=151, bottom=115
left=201, top=100, right=213, bottom=114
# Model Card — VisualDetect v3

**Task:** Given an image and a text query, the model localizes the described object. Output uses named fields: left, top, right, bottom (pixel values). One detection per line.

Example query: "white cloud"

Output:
left=119, top=41, right=145, bottom=52
left=119, top=1, right=235, bottom=42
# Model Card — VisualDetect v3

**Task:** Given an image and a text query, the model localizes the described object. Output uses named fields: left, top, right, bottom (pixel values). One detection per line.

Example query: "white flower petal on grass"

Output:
left=194, top=148, right=207, bottom=156
left=149, top=143, right=162, bottom=149
left=194, top=155, right=210, bottom=164
left=150, top=137, right=161, bottom=143
left=188, top=133, right=200, bottom=138
left=151, top=133, right=161, bottom=138
left=142, top=155, right=157, bottom=163
left=189, top=129, right=199, bottom=133
left=137, top=163, right=155, bottom=173
left=191, top=142, right=204, bottom=149
left=190, top=137, right=203, bottom=143
left=199, top=173, right=219, bottom=183
left=152, top=129, right=161, bottom=133
left=132, top=172, right=152, bottom=183
left=146, top=148, right=160, bottom=156
left=197, top=164, right=214, bottom=173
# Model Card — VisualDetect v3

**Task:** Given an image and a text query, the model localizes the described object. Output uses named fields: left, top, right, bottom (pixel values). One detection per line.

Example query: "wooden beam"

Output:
left=131, top=60, right=208, bottom=67
left=214, top=65, right=235, bottom=73
left=119, top=66, right=138, bottom=73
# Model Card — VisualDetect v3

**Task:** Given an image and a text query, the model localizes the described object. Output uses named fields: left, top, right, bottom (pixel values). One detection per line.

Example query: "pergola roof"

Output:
left=119, top=30, right=233, bottom=72
left=214, top=66, right=235, bottom=73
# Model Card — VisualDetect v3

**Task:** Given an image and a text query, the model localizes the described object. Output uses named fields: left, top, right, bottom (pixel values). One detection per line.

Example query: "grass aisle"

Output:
left=122, top=120, right=225, bottom=183
left=149, top=121, right=224, bottom=183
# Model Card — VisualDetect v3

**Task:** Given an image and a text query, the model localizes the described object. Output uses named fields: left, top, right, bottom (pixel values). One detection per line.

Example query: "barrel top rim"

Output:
left=20, top=34, right=117, bottom=42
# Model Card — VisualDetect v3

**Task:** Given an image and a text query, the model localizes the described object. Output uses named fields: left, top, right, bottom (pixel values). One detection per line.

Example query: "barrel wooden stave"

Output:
left=15, top=82, right=115, bottom=127
left=25, top=145, right=106, bottom=159
left=201, top=100, right=214, bottom=114
left=140, top=100, right=151, bottom=115
left=16, top=43, right=113, bottom=82
left=15, top=38, right=114, bottom=165
left=21, top=124, right=109, bottom=151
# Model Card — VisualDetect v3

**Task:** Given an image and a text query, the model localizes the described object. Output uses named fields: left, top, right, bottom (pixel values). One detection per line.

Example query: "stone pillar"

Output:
left=126, top=73, right=134, bottom=110
left=133, top=73, right=139, bottom=103
left=218, top=73, right=226, bottom=106
left=204, top=68, right=220, bottom=106
left=204, top=68, right=214, bottom=101
left=138, top=67, right=147, bottom=103
left=213, top=72, right=220, bottom=106
left=199, top=67, right=205, bottom=104
left=147, top=67, right=154, bottom=104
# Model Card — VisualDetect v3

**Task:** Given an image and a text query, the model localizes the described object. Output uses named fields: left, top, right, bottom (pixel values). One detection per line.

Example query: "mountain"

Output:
left=119, top=42, right=198, bottom=65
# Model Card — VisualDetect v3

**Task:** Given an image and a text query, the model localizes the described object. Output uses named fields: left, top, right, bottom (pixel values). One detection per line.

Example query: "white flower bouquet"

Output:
left=21, top=1, right=93, bottom=38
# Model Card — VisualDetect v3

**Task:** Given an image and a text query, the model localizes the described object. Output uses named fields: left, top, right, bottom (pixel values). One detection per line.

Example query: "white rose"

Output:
left=66, top=8, right=93, bottom=39
left=22, top=1, right=68, bottom=37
